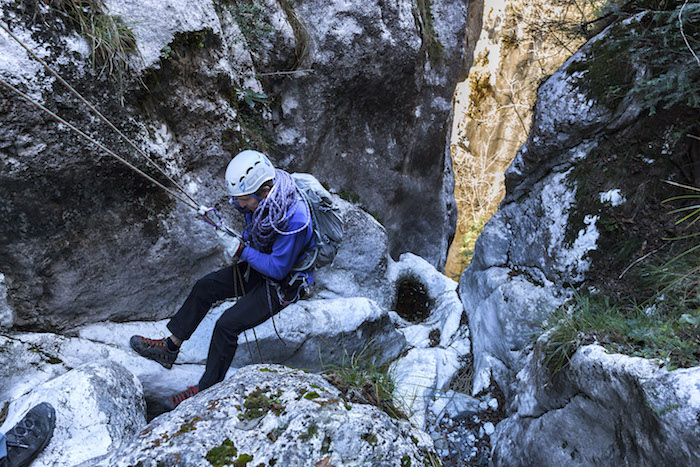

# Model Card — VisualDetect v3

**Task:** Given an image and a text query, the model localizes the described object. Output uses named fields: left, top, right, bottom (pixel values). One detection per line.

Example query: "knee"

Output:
left=212, top=319, right=239, bottom=344
left=191, top=275, right=216, bottom=298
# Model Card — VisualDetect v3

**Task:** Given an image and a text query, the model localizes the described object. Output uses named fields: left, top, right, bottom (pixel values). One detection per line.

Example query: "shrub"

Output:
left=543, top=246, right=700, bottom=374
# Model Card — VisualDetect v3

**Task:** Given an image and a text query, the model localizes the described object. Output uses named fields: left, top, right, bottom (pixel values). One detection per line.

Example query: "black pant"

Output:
left=167, top=263, right=283, bottom=390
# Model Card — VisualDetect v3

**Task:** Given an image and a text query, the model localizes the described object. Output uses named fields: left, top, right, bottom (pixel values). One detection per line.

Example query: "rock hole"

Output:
left=394, top=276, right=433, bottom=323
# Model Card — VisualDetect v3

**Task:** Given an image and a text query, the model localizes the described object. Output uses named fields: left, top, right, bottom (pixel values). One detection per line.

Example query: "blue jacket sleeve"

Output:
left=240, top=200, right=313, bottom=281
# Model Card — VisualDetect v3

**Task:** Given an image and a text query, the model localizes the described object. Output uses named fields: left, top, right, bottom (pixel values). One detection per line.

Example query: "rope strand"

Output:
left=0, top=21, right=202, bottom=209
left=0, top=78, right=199, bottom=211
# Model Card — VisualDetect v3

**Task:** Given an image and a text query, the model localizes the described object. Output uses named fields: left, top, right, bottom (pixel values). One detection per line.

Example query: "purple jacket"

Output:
left=239, top=198, right=315, bottom=283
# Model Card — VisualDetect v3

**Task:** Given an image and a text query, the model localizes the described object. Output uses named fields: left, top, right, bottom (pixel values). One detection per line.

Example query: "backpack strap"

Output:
left=291, top=183, right=319, bottom=273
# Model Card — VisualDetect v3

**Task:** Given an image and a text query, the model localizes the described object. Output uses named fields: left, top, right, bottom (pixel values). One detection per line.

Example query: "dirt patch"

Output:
left=567, top=105, right=699, bottom=300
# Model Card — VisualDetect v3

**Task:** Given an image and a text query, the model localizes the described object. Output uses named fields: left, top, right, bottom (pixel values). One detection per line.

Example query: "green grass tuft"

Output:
left=51, top=0, right=139, bottom=95
left=543, top=249, right=700, bottom=374
left=322, top=343, right=407, bottom=420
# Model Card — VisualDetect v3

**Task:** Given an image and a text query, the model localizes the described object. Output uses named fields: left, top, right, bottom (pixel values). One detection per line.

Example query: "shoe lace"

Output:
left=6, top=419, right=36, bottom=449
left=142, top=336, right=167, bottom=349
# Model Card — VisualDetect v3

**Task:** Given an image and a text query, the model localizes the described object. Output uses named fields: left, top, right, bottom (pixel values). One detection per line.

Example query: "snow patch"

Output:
left=599, top=189, right=626, bottom=206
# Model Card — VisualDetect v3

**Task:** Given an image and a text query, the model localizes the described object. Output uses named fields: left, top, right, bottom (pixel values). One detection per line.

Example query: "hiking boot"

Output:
left=4, top=402, right=56, bottom=467
left=165, top=386, right=199, bottom=411
left=130, top=335, right=178, bottom=369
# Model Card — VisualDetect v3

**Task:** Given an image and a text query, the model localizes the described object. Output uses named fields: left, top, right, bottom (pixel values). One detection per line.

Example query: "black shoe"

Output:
left=130, top=335, right=178, bottom=369
left=165, top=386, right=199, bottom=411
left=4, top=402, right=56, bottom=467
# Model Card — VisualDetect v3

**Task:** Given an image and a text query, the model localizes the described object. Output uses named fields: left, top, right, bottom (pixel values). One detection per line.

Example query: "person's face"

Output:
left=236, top=194, right=260, bottom=212
left=236, top=186, right=270, bottom=212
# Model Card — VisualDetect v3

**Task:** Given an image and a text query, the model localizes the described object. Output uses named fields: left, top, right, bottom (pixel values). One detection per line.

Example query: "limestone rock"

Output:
left=0, top=332, right=203, bottom=405
left=460, top=9, right=699, bottom=467
left=458, top=16, right=653, bottom=396
left=75, top=295, right=407, bottom=372
left=313, top=199, right=392, bottom=308
left=0, top=0, right=468, bottom=333
left=0, top=0, right=248, bottom=330
left=0, top=361, right=146, bottom=467
left=269, top=0, right=470, bottom=269
left=388, top=253, right=467, bottom=349
left=91, top=364, right=437, bottom=467
left=392, top=347, right=462, bottom=429
left=493, top=345, right=700, bottom=466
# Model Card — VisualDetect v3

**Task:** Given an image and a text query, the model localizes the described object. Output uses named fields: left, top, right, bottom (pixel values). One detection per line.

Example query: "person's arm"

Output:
left=240, top=228, right=308, bottom=280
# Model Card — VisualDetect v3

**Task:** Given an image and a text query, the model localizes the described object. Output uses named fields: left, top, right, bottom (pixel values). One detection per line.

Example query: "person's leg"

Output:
left=131, top=265, right=242, bottom=368
left=198, top=276, right=282, bottom=390
left=167, top=265, right=241, bottom=340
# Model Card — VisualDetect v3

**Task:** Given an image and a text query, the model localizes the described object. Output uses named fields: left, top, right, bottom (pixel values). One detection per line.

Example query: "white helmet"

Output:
left=225, top=150, right=276, bottom=196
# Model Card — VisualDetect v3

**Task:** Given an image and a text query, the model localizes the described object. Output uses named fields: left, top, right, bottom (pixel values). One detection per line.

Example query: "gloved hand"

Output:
left=216, top=229, right=245, bottom=263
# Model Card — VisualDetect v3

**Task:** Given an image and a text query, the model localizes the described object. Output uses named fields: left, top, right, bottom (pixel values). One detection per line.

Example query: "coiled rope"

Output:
left=247, top=169, right=310, bottom=253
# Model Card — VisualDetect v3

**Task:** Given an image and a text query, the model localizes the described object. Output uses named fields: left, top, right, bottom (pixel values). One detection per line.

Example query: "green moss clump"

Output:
left=566, top=26, right=635, bottom=111
left=303, top=391, right=320, bottom=400
left=239, top=389, right=285, bottom=421
left=177, top=418, right=199, bottom=434
left=168, top=29, right=215, bottom=53
left=300, top=423, right=318, bottom=441
left=566, top=7, right=700, bottom=114
left=206, top=438, right=237, bottom=466
left=321, top=434, right=332, bottom=454
left=414, top=0, right=444, bottom=63
left=361, top=433, right=378, bottom=446
left=233, top=453, right=254, bottom=467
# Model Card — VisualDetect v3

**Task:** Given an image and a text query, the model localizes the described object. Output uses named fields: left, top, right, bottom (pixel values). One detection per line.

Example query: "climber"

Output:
left=130, top=150, right=315, bottom=411
left=0, top=402, right=55, bottom=467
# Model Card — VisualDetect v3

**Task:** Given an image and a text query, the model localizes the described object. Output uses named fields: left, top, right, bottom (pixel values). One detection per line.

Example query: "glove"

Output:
left=216, top=229, right=245, bottom=263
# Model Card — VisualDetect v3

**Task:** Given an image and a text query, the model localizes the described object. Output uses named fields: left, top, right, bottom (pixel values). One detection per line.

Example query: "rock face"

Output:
left=269, top=0, right=471, bottom=268
left=0, top=244, right=475, bottom=465
left=0, top=361, right=146, bottom=467
left=460, top=9, right=700, bottom=466
left=494, top=344, right=700, bottom=466
left=0, top=0, right=471, bottom=331
left=447, top=0, right=589, bottom=277
left=90, top=364, right=438, bottom=467
left=459, top=13, right=648, bottom=398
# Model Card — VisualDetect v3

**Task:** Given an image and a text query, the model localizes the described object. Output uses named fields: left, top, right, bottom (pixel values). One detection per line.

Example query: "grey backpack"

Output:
left=291, top=173, right=344, bottom=271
